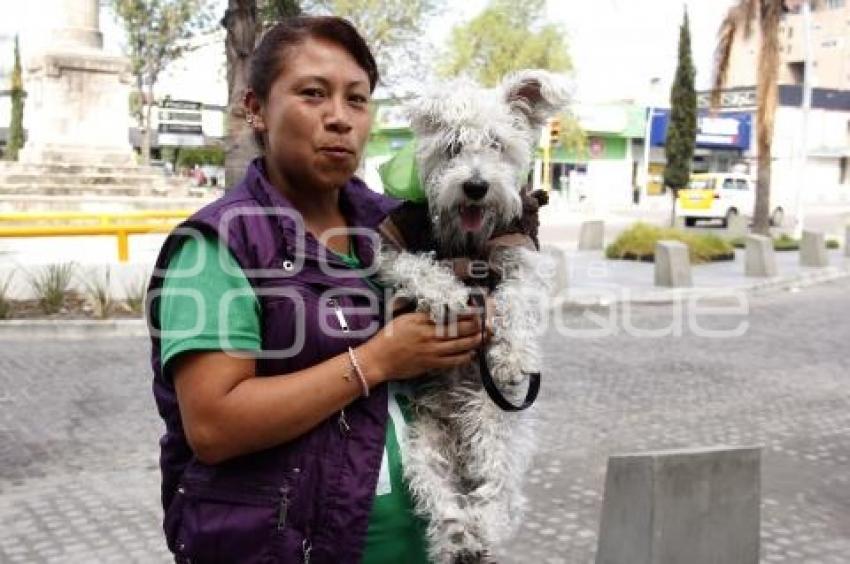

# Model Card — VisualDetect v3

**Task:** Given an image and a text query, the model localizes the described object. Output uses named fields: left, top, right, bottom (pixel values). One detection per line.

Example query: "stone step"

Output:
left=0, top=173, right=170, bottom=186
left=0, top=194, right=219, bottom=212
left=0, top=162, right=167, bottom=176
left=0, top=184, right=198, bottom=197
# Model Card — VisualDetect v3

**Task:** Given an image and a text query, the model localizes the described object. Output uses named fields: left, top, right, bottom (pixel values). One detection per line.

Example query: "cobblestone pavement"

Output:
left=2, top=280, right=849, bottom=563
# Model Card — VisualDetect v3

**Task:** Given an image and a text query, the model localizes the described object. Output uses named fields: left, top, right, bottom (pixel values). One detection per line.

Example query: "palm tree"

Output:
left=221, top=1, right=301, bottom=188
left=711, top=0, right=789, bottom=235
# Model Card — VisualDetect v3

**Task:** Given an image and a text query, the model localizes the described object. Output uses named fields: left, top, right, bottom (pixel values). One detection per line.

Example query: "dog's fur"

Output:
left=377, top=70, right=570, bottom=563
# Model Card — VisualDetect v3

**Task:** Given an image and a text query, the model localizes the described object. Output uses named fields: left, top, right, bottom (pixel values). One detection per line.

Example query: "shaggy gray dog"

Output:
left=378, top=70, right=571, bottom=563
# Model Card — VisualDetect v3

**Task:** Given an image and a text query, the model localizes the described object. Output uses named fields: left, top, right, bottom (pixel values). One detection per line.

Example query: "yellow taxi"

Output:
left=675, top=173, right=785, bottom=228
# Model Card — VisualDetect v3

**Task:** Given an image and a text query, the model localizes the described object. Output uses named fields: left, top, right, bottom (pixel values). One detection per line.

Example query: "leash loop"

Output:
left=468, top=293, right=540, bottom=412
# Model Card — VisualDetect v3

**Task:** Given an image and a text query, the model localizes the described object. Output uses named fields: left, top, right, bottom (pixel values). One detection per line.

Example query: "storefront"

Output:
left=647, top=109, right=753, bottom=195
left=541, top=103, right=645, bottom=208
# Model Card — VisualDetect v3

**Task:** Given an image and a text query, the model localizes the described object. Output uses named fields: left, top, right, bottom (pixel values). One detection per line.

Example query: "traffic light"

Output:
left=549, top=117, right=561, bottom=146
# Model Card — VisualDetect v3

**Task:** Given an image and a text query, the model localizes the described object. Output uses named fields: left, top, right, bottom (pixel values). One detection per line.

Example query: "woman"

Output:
left=146, top=17, right=483, bottom=564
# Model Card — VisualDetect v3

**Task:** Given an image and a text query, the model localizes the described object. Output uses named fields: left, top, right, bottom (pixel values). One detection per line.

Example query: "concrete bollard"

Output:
left=595, top=446, right=761, bottom=564
left=541, top=244, right=569, bottom=298
left=578, top=220, right=605, bottom=251
left=800, top=230, right=829, bottom=267
left=726, top=214, right=748, bottom=238
left=654, top=240, right=692, bottom=287
left=845, top=225, right=850, bottom=258
left=744, top=234, right=777, bottom=277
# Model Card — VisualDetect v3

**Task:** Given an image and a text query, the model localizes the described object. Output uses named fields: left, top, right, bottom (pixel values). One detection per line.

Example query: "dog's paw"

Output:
left=435, top=519, right=486, bottom=564
left=451, top=549, right=497, bottom=564
left=506, top=370, right=528, bottom=386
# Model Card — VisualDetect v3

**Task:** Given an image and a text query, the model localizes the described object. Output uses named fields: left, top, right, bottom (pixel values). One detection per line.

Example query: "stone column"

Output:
left=19, top=0, right=135, bottom=166
left=800, top=230, right=829, bottom=267
left=744, top=234, right=778, bottom=277
left=654, top=240, right=692, bottom=288
left=52, top=0, right=104, bottom=50
left=845, top=225, right=850, bottom=258
left=578, top=220, right=605, bottom=251
left=596, top=447, right=761, bottom=564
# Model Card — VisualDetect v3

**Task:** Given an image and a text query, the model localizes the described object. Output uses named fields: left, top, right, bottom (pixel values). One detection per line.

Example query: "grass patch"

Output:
left=729, top=234, right=842, bottom=251
left=0, top=270, right=14, bottom=320
left=606, top=223, right=735, bottom=264
left=27, top=263, right=75, bottom=315
left=79, top=266, right=113, bottom=319
left=123, top=270, right=149, bottom=315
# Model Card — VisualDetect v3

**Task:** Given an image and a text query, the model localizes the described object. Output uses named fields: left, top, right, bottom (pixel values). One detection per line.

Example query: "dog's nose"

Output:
left=462, top=179, right=489, bottom=200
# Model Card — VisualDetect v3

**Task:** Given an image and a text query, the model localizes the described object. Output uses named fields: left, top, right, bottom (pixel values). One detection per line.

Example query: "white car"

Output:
left=675, top=173, right=786, bottom=228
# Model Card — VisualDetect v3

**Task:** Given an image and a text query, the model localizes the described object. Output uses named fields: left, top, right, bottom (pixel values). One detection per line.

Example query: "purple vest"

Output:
left=146, top=159, right=400, bottom=563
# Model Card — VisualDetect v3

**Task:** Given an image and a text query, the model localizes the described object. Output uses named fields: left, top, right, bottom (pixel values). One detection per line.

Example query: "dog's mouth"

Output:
left=459, top=204, right=485, bottom=232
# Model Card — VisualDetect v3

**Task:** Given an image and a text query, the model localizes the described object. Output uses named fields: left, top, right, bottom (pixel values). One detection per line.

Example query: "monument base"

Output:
left=18, top=143, right=136, bottom=167
left=20, top=48, right=134, bottom=166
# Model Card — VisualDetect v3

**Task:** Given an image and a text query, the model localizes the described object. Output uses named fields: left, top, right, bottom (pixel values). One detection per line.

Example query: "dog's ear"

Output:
left=405, top=96, right=442, bottom=136
left=502, top=70, right=572, bottom=129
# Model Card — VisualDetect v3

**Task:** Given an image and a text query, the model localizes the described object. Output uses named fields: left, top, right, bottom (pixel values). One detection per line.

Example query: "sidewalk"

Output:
left=552, top=248, right=850, bottom=306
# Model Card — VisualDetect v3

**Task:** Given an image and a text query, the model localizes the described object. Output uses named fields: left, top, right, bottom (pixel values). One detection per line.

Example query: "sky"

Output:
left=0, top=0, right=737, bottom=106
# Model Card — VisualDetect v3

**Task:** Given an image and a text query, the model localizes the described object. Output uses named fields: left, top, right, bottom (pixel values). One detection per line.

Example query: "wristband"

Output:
left=347, top=347, right=370, bottom=398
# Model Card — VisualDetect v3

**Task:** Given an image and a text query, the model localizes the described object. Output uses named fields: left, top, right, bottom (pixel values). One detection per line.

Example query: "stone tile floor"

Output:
left=1, top=279, right=849, bottom=563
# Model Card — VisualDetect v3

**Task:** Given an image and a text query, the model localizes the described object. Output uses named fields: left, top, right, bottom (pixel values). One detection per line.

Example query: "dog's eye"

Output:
left=446, top=142, right=463, bottom=159
left=490, top=140, right=503, bottom=152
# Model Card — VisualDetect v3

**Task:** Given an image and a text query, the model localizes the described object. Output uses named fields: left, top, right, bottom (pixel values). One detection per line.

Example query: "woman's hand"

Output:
left=358, top=312, right=484, bottom=383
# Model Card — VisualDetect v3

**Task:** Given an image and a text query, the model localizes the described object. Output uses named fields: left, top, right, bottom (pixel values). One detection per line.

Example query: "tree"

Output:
left=712, top=0, right=786, bottom=235
left=438, top=0, right=571, bottom=88
left=664, top=8, right=697, bottom=227
left=304, top=0, right=439, bottom=86
left=7, top=35, right=25, bottom=161
left=221, top=0, right=301, bottom=188
left=439, top=0, right=579, bottom=181
left=221, top=0, right=438, bottom=187
left=111, top=0, right=214, bottom=165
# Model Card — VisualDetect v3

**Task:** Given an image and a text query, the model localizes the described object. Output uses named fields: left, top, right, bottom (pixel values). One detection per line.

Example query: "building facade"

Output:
left=645, top=85, right=850, bottom=206
left=726, top=0, right=850, bottom=90
left=544, top=103, right=646, bottom=209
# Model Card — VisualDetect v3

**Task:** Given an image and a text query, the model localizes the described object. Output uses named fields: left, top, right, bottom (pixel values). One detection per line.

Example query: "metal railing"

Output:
left=0, top=210, right=191, bottom=262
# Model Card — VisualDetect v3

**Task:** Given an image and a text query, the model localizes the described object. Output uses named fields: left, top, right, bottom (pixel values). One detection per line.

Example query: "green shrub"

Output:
left=606, top=222, right=735, bottom=264
left=730, top=234, right=840, bottom=252
left=773, top=233, right=799, bottom=251
left=0, top=270, right=14, bottom=320
left=176, top=146, right=224, bottom=168
left=28, top=263, right=75, bottom=314
left=80, top=266, right=112, bottom=319
left=123, top=270, right=149, bottom=315
left=728, top=236, right=745, bottom=249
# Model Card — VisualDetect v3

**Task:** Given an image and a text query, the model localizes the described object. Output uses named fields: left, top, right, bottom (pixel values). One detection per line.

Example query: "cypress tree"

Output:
left=664, top=8, right=697, bottom=224
left=7, top=35, right=25, bottom=161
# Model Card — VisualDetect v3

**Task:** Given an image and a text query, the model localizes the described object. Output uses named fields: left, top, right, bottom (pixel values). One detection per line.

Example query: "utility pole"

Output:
left=793, top=0, right=812, bottom=237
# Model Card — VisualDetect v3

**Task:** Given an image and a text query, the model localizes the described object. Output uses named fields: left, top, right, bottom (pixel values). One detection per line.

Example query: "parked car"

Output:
left=675, top=173, right=786, bottom=228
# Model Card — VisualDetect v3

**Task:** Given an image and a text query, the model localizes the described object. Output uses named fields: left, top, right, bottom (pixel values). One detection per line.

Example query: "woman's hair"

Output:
left=249, top=16, right=380, bottom=149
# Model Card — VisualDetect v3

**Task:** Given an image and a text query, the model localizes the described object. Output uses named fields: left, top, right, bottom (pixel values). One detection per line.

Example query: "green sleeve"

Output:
left=159, top=234, right=261, bottom=371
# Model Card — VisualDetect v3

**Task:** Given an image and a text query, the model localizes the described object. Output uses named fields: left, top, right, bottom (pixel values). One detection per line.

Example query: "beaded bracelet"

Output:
left=347, top=347, right=370, bottom=398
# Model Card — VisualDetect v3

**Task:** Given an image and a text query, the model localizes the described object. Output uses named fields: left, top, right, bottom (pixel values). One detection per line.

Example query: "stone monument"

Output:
left=0, top=0, right=213, bottom=212
left=18, top=0, right=135, bottom=165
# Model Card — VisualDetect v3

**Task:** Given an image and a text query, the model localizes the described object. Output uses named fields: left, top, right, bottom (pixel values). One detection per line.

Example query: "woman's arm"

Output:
left=174, top=312, right=482, bottom=465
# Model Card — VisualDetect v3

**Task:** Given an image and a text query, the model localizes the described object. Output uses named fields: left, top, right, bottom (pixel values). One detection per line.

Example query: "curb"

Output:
left=554, top=265, right=850, bottom=308
left=0, top=318, right=148, bottom=340
left=1, top=267, right=847, bottom=336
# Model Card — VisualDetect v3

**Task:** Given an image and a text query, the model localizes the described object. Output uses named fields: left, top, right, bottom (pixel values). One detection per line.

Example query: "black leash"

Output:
left=468, top=293, right=540, bottom=412
left=390, top=293, right=540, bottom=411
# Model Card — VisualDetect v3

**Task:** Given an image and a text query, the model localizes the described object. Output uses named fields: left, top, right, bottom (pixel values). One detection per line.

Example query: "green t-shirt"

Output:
left=159, top=235, right=429, bottom=564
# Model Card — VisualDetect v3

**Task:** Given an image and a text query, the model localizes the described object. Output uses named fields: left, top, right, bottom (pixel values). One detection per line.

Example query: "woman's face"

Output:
left=253, top=37, right=373, bottom=193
